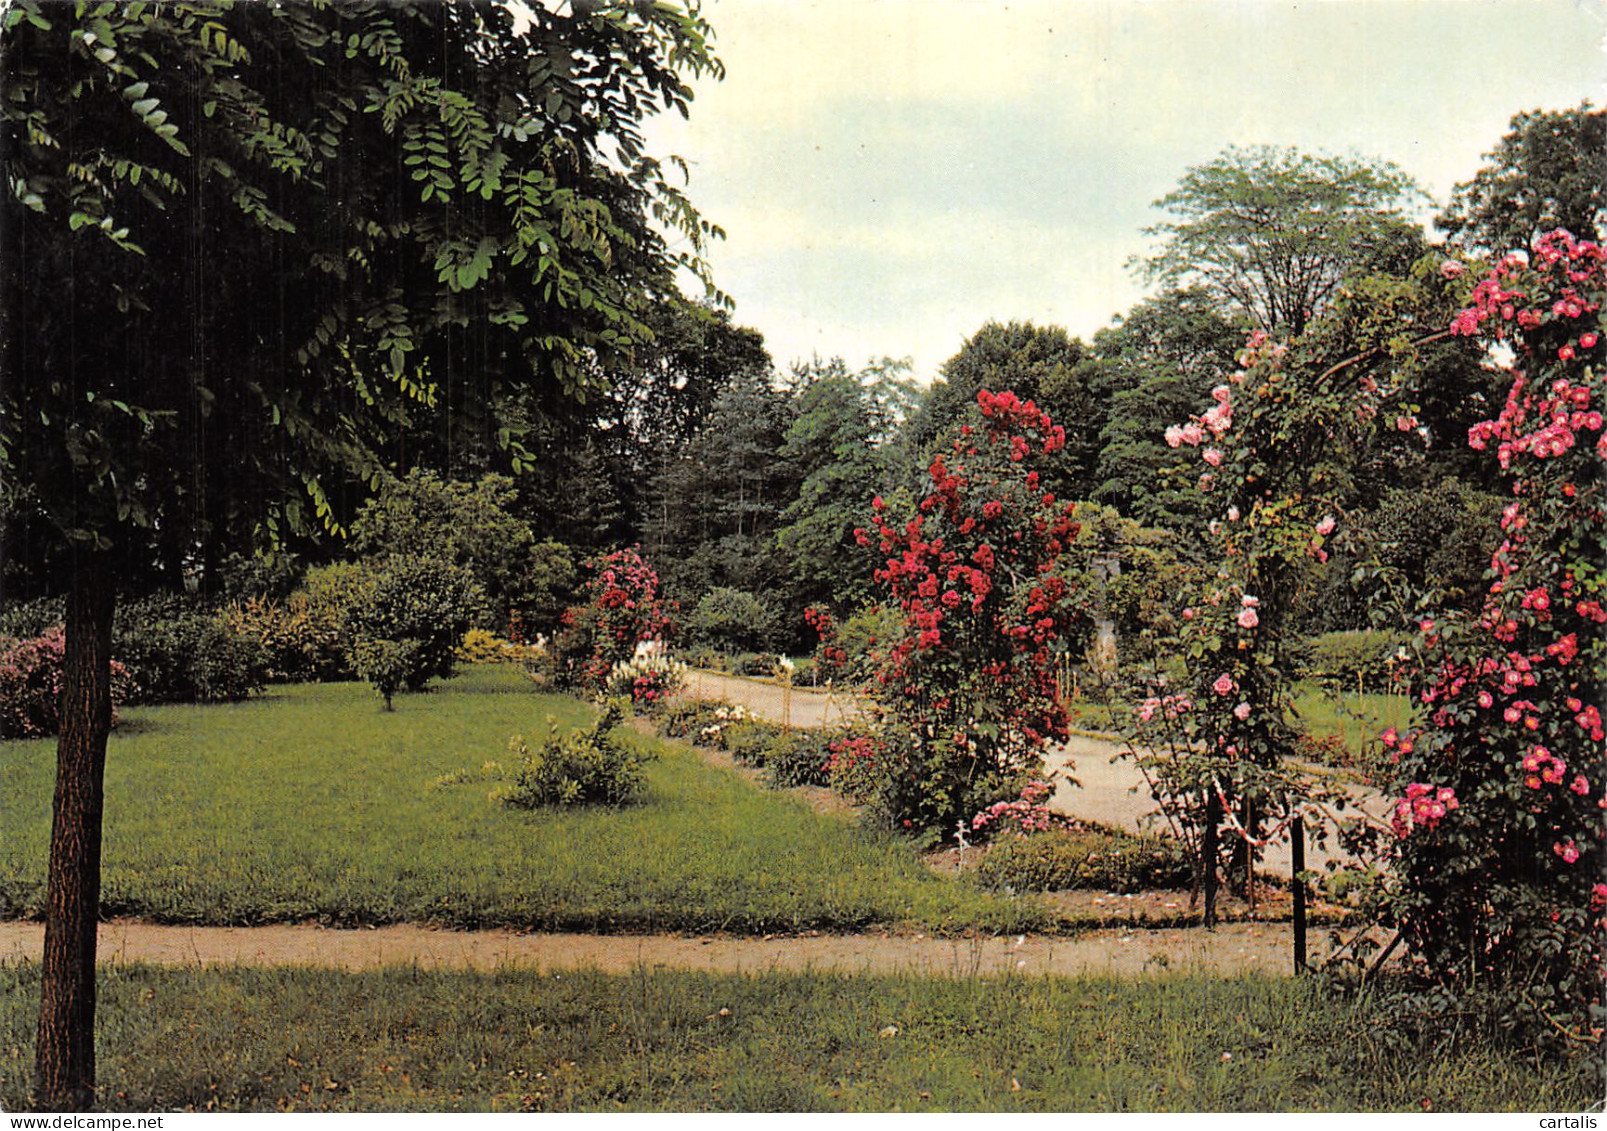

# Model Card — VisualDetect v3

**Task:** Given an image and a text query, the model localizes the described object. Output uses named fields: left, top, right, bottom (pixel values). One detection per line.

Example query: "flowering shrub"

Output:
left=804, top=605, right=849, bottom=680
left=548, top=548, right=675, bottom=692
left=1382, top=231, right=1605, bottom=1048
left=0, top=627, right=134, bottom=739
left=603, top=646, right=687, bottom=711
left=970, top=778, right=1065, bottom=836
left=852, top=390, right=1088, bottom=837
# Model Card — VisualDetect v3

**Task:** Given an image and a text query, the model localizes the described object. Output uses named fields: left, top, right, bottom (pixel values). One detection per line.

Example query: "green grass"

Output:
left=0, top=963, right=1592, bottom=1112
left=1288, top=682, right=1418, bottom=768
left=0, top=666, right=1039, bottom=934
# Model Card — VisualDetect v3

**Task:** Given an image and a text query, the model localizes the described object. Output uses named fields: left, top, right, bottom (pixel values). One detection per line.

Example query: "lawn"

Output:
left=0, top=963, right=1591, bottom=1112
left=0, top=665, right=1040, bottom=934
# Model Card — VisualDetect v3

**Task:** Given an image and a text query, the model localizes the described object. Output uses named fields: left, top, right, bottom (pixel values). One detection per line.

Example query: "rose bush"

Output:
left=852, top=389, right=1088, bottom=838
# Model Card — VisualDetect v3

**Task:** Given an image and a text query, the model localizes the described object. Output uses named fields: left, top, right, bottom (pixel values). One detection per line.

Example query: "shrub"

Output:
left=112, top=594, right=267, bottom=704
left=763, top=729, right=837, bottom=788
left=0, top=627, right=135, bottom=739
left=677, top=644, right=723, bottom=672
left=456, top=628, right=542, bottom=666
left=342, top=555, right=487, bottom=694
left=497, top=700, right=653, bottom=808
left=720, top=719, right=783, bottom=765
left=731, top=652, right=780, bottom=678
left=348, top=638, right=419, bottom=710
left=1294, top=630, right=1411, bottom=693
left=685, top=587, right=772, bottom=654
left=0, top=596, right=65, bottom=640
left=223, top=592, right=349, bottom=684
left=978, top=826, right=1195, bottom=893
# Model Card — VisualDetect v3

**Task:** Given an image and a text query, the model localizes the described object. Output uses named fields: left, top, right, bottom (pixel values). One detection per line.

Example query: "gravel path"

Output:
left=0, top=919, right=1360, bottom=978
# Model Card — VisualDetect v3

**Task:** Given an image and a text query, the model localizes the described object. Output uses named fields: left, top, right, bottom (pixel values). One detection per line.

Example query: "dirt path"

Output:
left=677, top=669, right=865, bottom=728
left=0, top=919, right=1372, bottom=978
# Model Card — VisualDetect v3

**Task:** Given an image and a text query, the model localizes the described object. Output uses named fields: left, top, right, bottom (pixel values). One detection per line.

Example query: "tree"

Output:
left=775, top=358, right=919, bottom=613
left=1, top=1, right=721, bottom=1107
left=348, top=470, right=534, bottom=629
left=1439, top=104, right=1605, bottom=253
left=1087, top=289, right=1247, bottom=539
left=903, top=322, right=1089, bottom=484
left=1136, top=146, right=1427, bottom=336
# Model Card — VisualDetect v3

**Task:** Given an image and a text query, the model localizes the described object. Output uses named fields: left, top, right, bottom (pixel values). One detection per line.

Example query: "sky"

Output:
left=644, top=0, right=1607, bottom=382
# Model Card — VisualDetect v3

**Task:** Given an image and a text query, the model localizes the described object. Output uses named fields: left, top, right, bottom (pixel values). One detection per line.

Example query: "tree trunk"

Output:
left=34, top=553, right=115, bottom=1111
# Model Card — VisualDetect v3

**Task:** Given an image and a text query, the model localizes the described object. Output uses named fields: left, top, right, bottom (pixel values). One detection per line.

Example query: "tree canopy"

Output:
left=1, top=0, right=725, bottom=1107
left=1135, top=146, right=1427, bottom=336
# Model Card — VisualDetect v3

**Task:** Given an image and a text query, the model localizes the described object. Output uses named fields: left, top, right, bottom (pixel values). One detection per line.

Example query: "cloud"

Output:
left=648, top=0, right=1607, bottom=379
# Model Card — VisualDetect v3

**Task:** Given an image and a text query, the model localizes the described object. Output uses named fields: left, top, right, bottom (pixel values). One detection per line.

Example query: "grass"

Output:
left=1288, top=682, right=1419, bottom=770
left=0, top=963, right=1592, bottom=1112
left=0, top=665, right=1040, bottom=934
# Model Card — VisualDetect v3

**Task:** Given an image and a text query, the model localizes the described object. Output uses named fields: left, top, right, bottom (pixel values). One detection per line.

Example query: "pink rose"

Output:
left=1238, top=607, right=1259, bottom=629
left=1233, top=702, right=1251, bottom=721
left=1212, top=673, right=1235, bottom=696
left=1315, top=515, right=1336, bottom=536
left=1202, top=448, right=1223, bottom=467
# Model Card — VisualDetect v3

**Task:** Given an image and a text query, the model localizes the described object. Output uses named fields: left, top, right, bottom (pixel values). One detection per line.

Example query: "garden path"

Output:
left=0, top=919, right=1375, bottom=978
left=673, top=672, right=1392, bottom=879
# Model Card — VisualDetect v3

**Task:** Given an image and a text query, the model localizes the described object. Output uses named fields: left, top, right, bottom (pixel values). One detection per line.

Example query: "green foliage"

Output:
left=978, top=826, right=1196, bottom=894
left=1137, top=146, right=1428, bottom=335
left=348, top=638, right=418, bottom=711
left=2, top=1, right=727, bottom=577
left=111, top=594, right=266, bottom=705
left=1085, top=289, right=1247, bottom=541
left=1293, top=631, right=1411, bottom=693
left=0, top=596, right=65, bottom=639
left=222, top=590, right=350, bottom=684
left=518, top=541, right=579, bottom=637
left=349, top=471, right=536, bottom=627
left=342, top=555, right=487, bottom=694
left=1439, top=103, right=1605, bottom=253
left=761, top=729, right=837, bottom=789
left=685, top=587, right=773, bottom=654
left=775, top=359, right=918, bottom=611
left=496, top=700, right=653, bottom=809
left=455, top=629, right=541, bottom=666
left=730, top=652, right=782, bottom=678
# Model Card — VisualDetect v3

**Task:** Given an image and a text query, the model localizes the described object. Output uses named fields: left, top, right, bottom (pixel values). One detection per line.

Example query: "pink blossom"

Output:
left=1227, top=506, right=1241, bottom=522
left=1202, top=448, right=1223, bottom=467
left=1315, top=515, right=1336, bottom=536
left=1440, top=260, right=1465, bottom=279
left=1555, top=841, right=1582, bottom=864
left=1212, top=673, right=1235, bottom=696
left=1237, top=607, right=1259, bottom=629
left=1233, top=702, right=1251, bottom=721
